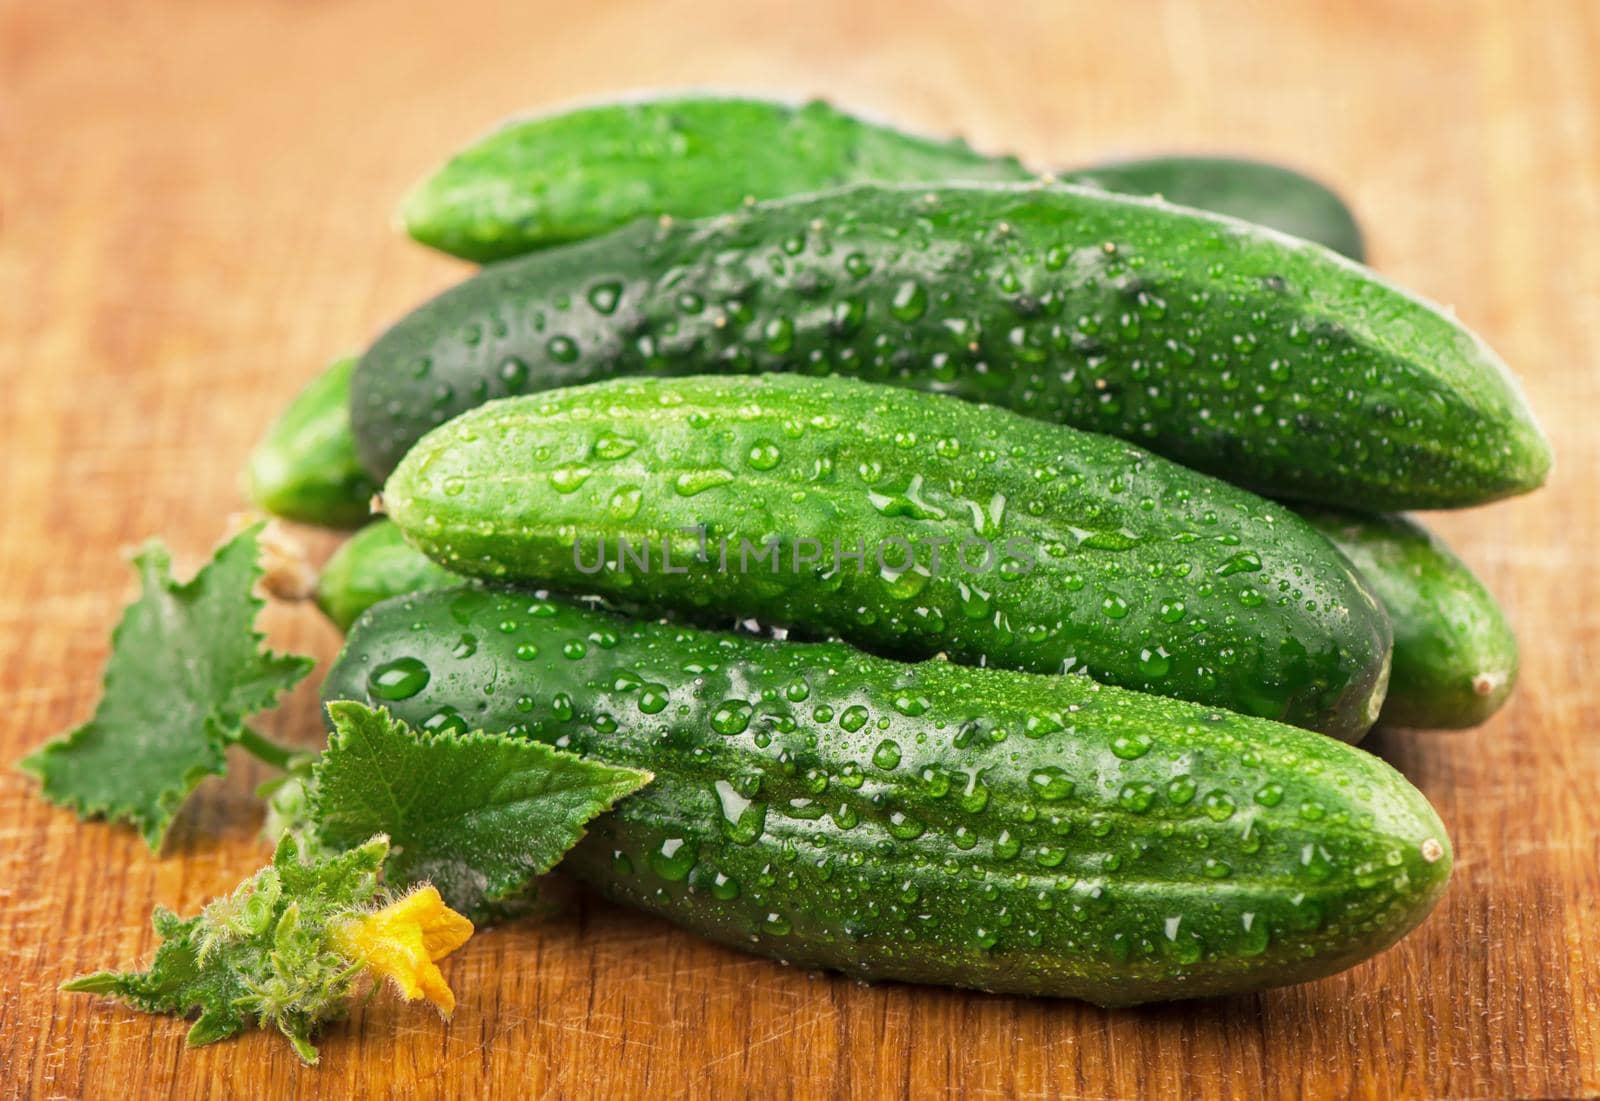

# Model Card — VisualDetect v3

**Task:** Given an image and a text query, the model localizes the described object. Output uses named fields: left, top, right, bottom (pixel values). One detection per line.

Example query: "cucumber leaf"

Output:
left=20, top=525, right=315, bottom=848
left=310, top=702, right=651, bottom=918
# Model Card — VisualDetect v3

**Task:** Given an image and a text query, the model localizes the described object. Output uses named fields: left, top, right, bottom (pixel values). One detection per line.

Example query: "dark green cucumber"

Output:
left=384, top=374, right=1391, bottom=739
left=403, top=95, right=1365, bottom=262
left=1300, top=509, right=1518, bottom=728
left=323, top=588, right=1451, bottom=1005
left=356, top=183, right=1550, bottom=509
left=246, top=356, right=377, bottom=528
left=1064, top=156, right=1363, bottom=263
left=315, top=519, right=459, bottom=631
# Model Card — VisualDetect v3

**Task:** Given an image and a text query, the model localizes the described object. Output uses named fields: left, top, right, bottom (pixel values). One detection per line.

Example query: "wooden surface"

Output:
left=2, top=1, right=1597, bottom=1097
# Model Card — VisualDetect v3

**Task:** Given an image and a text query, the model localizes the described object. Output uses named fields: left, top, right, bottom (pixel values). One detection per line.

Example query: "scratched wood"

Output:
left=1, top=0, right=1597, bottom=1097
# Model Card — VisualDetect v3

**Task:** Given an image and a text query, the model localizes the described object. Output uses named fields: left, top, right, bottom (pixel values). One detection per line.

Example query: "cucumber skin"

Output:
left=356, top=183, right=1550, bottom=510
left=246, top=356, right=378, bottom=529
left=384, top=374, right=1392, bottom=740
left=323, top=588, right=1451, bottom=1005
left=1301, top=510, right=1518, bottom=729
left=315, top=520, right=459, bottom=631
left=403, top=95, right=1365, bottom=262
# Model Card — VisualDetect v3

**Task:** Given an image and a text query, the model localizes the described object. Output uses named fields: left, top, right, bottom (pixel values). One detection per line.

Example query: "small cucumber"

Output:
left=315, top=519, right=459, bottom=631
left=1300, top=509, right=1518, bottom=728
left=324, top=588, right=1452, bottom=1005
left=403, top=95, right=1365, bottom=261
left=384, top=374, right=1392, bottom=740
left=356, top=182, right=1550, bottom=508
left=246, top=356, right=377, bottom=529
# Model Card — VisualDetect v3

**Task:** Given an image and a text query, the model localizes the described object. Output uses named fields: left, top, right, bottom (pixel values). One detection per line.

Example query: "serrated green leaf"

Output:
left=311, top=702, right=651, bottom=918
left=19, top=525, right=314, bottom=848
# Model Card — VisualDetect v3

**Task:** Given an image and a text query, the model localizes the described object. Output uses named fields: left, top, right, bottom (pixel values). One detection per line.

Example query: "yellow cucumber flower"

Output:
left=332, top=886, right=474, bottom=1015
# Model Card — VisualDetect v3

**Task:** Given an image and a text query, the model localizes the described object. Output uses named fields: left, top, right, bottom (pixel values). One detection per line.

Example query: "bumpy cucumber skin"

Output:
left=356, top=183, right=1550, bottom=509
left=384, top=374, right=1391, bottom=740
left=1301, top=509, right=1518, bottom=729
left=315, top=520, right=459, bottom=631
left=323, top=588, right=1450, bottom=1005
left=1061, top=157, right=1365, bottom=263
left=247, top=356, right=377, bottom=529
left=402, top=97, right=1027, bottom=262
left=403, top=94, right=1366, bottom=262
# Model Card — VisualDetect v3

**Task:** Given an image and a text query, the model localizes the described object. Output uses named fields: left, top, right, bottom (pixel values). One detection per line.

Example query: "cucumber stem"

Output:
left=237, top=726, right=297, bottom=771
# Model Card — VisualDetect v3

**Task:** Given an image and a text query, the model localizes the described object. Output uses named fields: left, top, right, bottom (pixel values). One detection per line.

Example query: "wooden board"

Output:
left=2, top=0, right=1596, bottom=1097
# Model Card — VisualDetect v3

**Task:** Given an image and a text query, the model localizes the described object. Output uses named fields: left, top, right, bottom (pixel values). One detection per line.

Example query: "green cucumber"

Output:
left=383, top=374, right=1392, bottom=740
left=323, top=588, right=1451, bottom=1005
left=246, top=356, right=377, bottom=529
left=403, top=95, right=1365, bottom=262
left=401, top=97, right=1025, bottom=262
left=1300, top=510, right=1518, bottom=728
left=315, top=519, right=459, bottom=631
left=355, top=182, right=1550, bottom=509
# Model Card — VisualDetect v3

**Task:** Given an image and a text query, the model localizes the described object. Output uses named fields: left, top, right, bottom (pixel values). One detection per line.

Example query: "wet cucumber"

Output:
left=315, top=519, right=458, bottom=631
left=323, top=588, right=1452, bottom=1006
left=402, top=95, right=1366, bottom=262
left=384, top=374, right=1391, bottom=740
left=355, top=182, right=1550, bottom=509
left=246, top=356, right=377, bottom=529
left=1300, top=510, right=1518, bottom=728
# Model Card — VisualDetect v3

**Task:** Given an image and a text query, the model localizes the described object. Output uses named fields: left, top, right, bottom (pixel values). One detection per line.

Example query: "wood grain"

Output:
left=2, top=0, right=1596, bottom=1097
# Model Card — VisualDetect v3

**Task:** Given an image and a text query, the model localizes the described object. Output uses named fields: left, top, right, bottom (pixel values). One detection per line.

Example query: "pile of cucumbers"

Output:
left=251, top=95, right=1549, bottom=1005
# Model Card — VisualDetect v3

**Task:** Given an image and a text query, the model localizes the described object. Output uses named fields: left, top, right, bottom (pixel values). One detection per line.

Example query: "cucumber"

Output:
left=402, top=95, right=1365, bottom=262
left=323, top=588, right=1452, bottom=1006
left=246, top=356, right=377, bottom=529
left=315, top=519, right=459, bottom=631
left=1300, top=509, right=1518, bottom=728
left=401, top=97, right=1026, bottom=262
left=383, top=374, right=1392, bottom=740
left=355, top=183, right=1550, bottom=509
